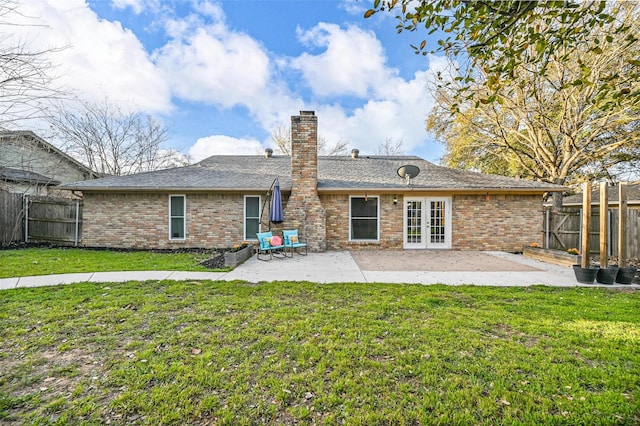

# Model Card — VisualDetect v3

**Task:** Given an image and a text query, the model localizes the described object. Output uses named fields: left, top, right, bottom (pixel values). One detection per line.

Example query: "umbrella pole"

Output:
left=261, top=178, right=278, bottom=232
left=260, top=178, right=278, bottom=231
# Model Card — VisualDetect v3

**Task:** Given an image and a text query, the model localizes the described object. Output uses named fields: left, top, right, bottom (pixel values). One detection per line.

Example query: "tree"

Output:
left=376, top=137, right=404, bottom=155
left=0, top=0, right=63, bottom=130
left=427, top=5, right=640, bottom=209
left=49, top=98, right=187, bottom=176
left=365, top=1, right=639, bottom=108
left=270, top=124, right=349, bottom=156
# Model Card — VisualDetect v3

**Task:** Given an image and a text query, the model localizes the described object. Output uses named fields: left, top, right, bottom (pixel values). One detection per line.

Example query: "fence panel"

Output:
left=0, top=191, right=24, bottom=245
left=26, top=196, right=82, bottom=245
left=547, top=208, right=639, bottom=259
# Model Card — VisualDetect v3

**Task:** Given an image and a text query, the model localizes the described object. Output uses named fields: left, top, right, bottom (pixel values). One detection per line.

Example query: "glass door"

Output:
left=404, top=197, right=451, bottom=249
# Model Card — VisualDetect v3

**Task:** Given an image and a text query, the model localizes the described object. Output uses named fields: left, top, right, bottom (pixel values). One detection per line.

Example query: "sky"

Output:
left=12, top=0, right=448, bottom=163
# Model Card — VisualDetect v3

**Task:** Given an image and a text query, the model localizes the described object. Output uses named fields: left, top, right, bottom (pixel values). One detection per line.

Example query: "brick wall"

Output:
left=284, top=111, right=327, bottom=251
left=322, top=193, right=542, bottom=251
left=323, top=194, right=404, bottom=250
left=83, top=191, right=543, bottom=252
left=82, top=192, right=252, bottom=249
left=452, top=194, right=543, bottom=251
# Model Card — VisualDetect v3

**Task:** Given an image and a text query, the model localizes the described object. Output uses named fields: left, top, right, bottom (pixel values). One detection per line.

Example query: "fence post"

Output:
left=24, top=195, right=29, bottom=243
left=599, top=182, right=608, bottom=268
left=74, top=200, right=80, bottom=247
left=545, top=209, right=550, bottom=249
left=619, top=182, right=628, bottom=267
left=581, top=182, right=591, bottom=268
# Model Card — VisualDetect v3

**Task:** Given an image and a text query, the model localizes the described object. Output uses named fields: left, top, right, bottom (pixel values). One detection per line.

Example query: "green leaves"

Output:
left=367, top=0, right=638, bottom=109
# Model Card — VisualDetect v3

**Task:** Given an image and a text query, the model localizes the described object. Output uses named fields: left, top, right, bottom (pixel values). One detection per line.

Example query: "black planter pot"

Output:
left=616, top=267, right=638, bottom=285
left=596, top=266, right=619, bottom=285
left=572, top=265, right=599, bottom=284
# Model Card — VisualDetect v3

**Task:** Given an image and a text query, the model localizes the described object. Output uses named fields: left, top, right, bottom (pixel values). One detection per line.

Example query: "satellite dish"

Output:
left=397, top=165, right=420, bottom=179
left=397, top=165, right=420, bottom=185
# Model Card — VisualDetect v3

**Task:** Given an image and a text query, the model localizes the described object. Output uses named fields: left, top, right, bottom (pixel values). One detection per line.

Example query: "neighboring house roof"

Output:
left=561, top=182, right=640, bottom=206
left=0, top=130, right=99, bottom=179
left=0, top=166, right=61, bottom=185
left=62, top=154, right=565, bottom=193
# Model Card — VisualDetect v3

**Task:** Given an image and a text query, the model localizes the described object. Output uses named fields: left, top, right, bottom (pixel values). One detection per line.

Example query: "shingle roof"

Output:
left=0, top=166, right=60, bottom=185
left=61, top=154, right=565, bottom=193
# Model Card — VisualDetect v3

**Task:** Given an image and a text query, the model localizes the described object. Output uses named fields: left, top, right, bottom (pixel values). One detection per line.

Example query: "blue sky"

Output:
left=16, top=0, right=448, bottom=162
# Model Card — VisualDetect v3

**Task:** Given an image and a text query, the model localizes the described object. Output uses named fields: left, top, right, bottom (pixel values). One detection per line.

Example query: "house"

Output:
left=62, top=111, right=565, bottom=252
left=560, top=182, right=640, bottom=209
left=0, top=130, right=98, bottom=196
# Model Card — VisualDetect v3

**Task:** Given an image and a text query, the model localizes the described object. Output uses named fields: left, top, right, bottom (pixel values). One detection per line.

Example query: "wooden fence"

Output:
left=0, top=191, right=24, bottom=245
left=0, top=191, right=82, bottom=246
left=545, top=208, right=640, bottom=258
left=25, top=196, right=82, bottom=245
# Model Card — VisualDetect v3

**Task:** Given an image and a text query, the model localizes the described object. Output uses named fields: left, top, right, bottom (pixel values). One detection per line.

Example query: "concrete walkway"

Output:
left=1, top=251, right=637, bottom=290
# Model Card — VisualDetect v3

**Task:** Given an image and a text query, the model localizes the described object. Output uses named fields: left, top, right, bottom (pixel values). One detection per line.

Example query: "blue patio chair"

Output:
left=256, top=231, right=286, bottom=261
left=283, top=229, right=308, bottom=256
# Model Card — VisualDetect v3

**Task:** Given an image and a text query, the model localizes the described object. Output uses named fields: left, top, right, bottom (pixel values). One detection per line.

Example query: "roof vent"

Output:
left=265, top=148, right=273, bottom=158
left=351, top=149, right=359, bottom=159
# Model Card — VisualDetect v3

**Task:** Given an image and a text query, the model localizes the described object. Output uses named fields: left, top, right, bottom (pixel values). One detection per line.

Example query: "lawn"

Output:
left=0, top=247, right=222, bottom=278
left=1, top=281, right=638, bottom=425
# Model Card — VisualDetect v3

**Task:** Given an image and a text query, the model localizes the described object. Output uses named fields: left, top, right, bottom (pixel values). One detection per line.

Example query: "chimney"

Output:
left=264, top=148, right=273, bottom=158
left=284, top=111, right=326, bottom=251
left=351, top=149, right=359, bottom=158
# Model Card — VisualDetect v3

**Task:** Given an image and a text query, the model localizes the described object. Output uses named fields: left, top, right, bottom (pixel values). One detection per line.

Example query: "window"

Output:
left=244, top=195, right=261, bottom=240
left=350, top=196, right=379, bottom=241
left=169, top=195, right=185, bottom=240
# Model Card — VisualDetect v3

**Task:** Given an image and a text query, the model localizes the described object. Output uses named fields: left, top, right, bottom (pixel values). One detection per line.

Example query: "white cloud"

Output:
left=111, top=0, right=144, bottom=14
left=188, top=135, right=264, bottom=160
left=17, top=0, right=172, bottom=114
left=290, top=23, right=394, bottom=98
left=310, top=68, right=436, bottom=158
left=153, top=11, right=271, bottom=108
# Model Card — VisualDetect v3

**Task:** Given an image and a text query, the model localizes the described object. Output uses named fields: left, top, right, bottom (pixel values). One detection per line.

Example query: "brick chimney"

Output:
left=284, top=111, right=326, bottom=251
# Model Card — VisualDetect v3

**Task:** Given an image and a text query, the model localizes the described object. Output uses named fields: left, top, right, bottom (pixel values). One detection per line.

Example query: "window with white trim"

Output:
left=350, top=196, right=379, bottom=241
left=169, top=195, right=186, bottom=240
left=244, top=195, right=261, bottom=240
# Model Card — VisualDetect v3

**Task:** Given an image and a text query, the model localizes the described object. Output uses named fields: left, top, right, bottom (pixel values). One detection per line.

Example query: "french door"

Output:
left=404, top=197, right=452, bottom=249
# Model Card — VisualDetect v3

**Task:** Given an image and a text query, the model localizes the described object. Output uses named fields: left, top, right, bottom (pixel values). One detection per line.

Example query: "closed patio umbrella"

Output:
left=269, top=178, right=284, bottom=226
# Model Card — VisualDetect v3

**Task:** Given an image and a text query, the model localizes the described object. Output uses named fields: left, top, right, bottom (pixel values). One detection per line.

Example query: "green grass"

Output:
left=0, top=247, right=224, bottom=278
left=1, top=281, right=638, bottom=425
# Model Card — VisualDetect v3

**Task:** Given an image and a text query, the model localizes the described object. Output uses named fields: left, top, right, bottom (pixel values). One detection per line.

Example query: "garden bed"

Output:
left=522, top=246, right=580, bottom=267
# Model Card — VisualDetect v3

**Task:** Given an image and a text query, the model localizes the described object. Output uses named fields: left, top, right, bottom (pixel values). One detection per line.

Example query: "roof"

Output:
left=0, top=166, right=61, bottom=185
left=0, top=130, right=98, bottom=178
left=62, top=154, right=566, bottom=193
left=562, top=182, right=640, bottom=206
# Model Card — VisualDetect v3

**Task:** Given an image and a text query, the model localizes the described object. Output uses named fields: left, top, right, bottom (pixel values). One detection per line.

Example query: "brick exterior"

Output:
left=452, top=194, right=543, bottom=251
left=82, top=192, right=257, bottom=249
left=323, top=194, right=404, bottom=250
left=321, top=193, right=542, bottom=251
left=283, top=111, right=327, bottom=252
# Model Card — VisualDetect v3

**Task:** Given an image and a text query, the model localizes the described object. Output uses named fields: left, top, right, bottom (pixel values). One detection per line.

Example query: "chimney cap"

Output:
left=299, top=110, right=315, bottom=116
left=351, top=149, right=359, bottom=158
left=265, top=148, right=273, bottom=158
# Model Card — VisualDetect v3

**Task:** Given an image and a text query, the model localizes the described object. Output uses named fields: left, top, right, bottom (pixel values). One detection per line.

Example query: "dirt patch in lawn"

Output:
left=350, top=250, right=541, bottom=272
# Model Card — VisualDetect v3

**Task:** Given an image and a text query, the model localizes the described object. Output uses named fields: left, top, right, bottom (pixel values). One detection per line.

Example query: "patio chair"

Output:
left=283, top=229, right=308, bottom=256
left=256, top=231, right=286, bottom=261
